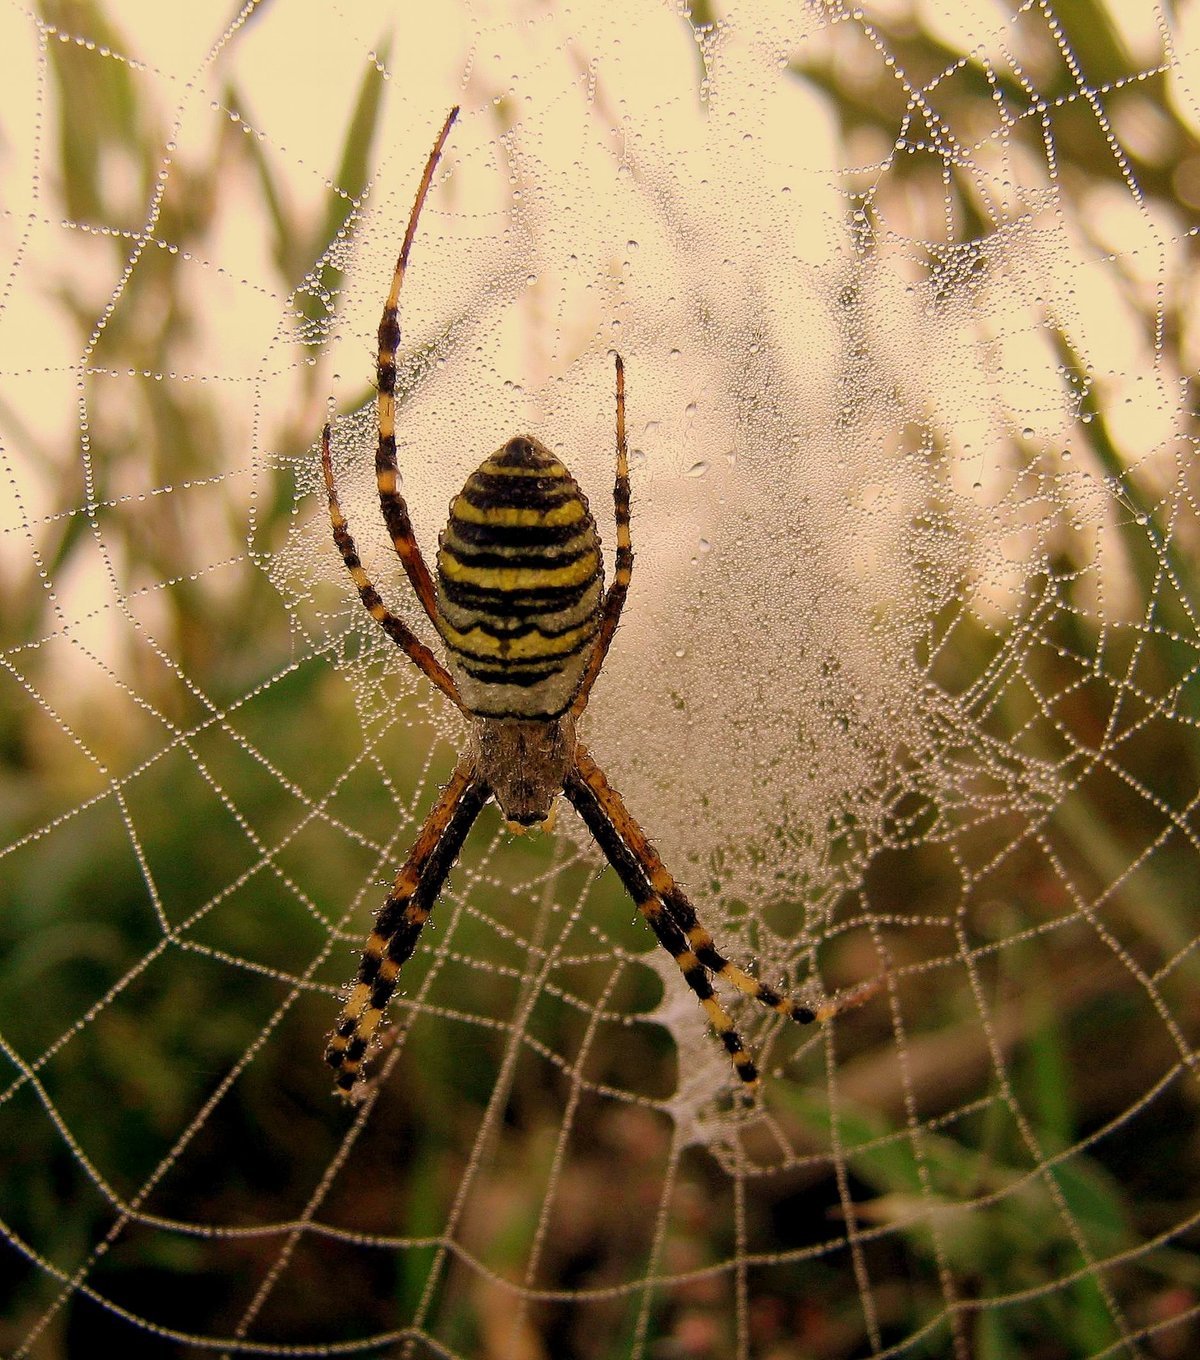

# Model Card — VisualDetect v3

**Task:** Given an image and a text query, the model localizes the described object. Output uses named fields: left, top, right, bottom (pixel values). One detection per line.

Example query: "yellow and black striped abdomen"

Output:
left=436, top=436, right=604, bottom=718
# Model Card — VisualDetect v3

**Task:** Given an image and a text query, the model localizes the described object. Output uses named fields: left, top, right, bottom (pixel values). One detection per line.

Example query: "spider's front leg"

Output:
left=563, top=751, right=762, bottom=1091
left=326, top=757, right=490, bottom=1097
left=565, top=745, right=880, bottom=1093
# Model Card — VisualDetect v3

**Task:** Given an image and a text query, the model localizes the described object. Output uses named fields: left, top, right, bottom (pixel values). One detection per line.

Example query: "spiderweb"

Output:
left=3, top=0, right=1200, bottom=1355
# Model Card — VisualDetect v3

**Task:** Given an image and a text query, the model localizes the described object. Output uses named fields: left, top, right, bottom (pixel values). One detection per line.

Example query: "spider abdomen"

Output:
left=436, top=435, right=603, bottom=718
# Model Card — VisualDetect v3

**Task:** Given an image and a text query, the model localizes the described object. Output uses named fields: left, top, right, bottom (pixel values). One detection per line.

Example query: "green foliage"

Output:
left=5, top=0, right=1200, bottom=1355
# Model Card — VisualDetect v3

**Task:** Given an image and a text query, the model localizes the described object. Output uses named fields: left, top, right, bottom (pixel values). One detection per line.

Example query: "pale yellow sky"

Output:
left=2, top=0, right=1197, bottom=876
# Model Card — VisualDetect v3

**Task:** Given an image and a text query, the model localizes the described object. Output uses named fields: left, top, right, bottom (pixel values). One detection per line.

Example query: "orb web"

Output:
left=2, top=1, right=1199, bottom=1356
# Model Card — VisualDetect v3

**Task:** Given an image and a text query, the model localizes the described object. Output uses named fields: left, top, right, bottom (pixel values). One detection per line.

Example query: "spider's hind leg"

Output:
left=374, top=106, right=458, bottom=627
left=321, top=424, right=462, bottom=709
left=571, top=353, right=633, bottom=718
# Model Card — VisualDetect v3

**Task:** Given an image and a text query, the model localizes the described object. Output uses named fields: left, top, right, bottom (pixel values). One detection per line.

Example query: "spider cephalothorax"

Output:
left=470, top=713, right=577, bottom=828
left=321, top=107, right=875, bottom=1100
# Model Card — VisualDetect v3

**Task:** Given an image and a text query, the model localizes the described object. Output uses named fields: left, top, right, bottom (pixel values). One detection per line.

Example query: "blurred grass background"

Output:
left=2, top=1, right=1200, bottom=1357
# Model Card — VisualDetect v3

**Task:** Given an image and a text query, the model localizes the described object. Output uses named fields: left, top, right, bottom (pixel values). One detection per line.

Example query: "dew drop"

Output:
left=685, top=460, right=710, bottom=478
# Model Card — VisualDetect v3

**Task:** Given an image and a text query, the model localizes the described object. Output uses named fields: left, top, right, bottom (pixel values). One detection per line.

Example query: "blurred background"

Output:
left=3, top=1, right=1200, bottom=1356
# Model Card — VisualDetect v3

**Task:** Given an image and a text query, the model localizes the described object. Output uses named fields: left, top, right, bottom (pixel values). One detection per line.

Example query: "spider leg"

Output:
left=571, top=745, right=873, bottom=1033
left=322, top=423, right=462, bottom=709
left=571, top=353, right=632, bottom=717
left=375, top=106, right=459, bottom=627
left=563, top=752, right=760, bottom=1092
left=326, top=756, right=490, bottom=1097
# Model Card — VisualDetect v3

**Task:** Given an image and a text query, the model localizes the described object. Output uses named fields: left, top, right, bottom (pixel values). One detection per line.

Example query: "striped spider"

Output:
left=323, top=108, right=875, bottom=1100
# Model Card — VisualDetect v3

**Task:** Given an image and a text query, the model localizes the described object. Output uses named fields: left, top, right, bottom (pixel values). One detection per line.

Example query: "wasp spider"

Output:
left=323, top=107, right=875, bottom=1100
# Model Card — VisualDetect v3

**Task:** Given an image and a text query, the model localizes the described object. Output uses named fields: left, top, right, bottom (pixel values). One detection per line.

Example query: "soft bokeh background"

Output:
left=3, top=1, right=1200, bottom=1357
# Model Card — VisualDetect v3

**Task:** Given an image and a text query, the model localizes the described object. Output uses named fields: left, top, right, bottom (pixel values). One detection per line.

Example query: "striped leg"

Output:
left=322, top=424, right=462, bottom=709
left=571, top=353, right=633, bottom=717
left=563, top=759, right=761, bottom=1093
left=375, top=106, right=459, bottom=627
left=571, top=746, right=878, bottom=1031
left=326, top=758, right=490, bottom=1097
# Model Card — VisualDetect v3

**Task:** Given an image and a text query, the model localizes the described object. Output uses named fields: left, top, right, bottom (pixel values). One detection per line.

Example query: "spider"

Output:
left=322, top=107, right=875, bottom=1100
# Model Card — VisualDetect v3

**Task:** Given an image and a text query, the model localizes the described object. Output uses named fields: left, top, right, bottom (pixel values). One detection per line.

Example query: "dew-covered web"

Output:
left=3, top=0, right=1200, bottom=1355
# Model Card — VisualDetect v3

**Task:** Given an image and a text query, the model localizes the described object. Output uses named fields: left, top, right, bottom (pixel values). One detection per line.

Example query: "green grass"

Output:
left=4, top=1, right=1200, bottom=1356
